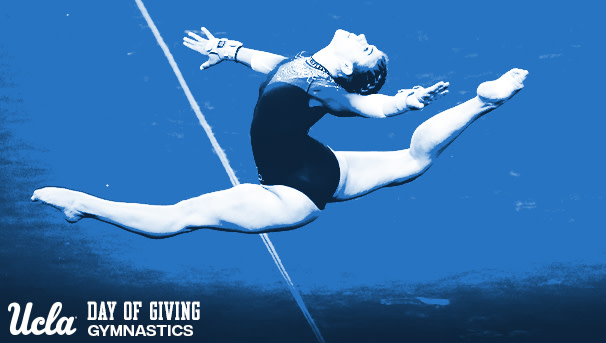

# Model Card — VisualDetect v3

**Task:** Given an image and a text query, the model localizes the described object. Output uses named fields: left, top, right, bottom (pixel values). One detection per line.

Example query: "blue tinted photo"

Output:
left=1, top=1, right=604, bottom=342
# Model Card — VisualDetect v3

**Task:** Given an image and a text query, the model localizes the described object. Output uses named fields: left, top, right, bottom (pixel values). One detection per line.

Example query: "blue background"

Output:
left=1, top=0, right=605, bottom=341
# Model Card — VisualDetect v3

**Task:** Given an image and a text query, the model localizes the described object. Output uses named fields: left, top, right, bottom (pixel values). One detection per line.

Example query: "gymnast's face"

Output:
left=329, top=29, right=384, bottom=70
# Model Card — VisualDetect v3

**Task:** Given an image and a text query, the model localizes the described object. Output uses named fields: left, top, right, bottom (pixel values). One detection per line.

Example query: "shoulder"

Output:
left=309, top=83, right=361, bottom=112
left=267, top=56, right=340, bottom=91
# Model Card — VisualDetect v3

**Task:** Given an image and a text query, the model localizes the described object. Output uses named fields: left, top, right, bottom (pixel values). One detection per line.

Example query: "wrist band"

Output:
left=234, top=46, right=242, bottom=63
left=396, top=89, right=414, bottom=112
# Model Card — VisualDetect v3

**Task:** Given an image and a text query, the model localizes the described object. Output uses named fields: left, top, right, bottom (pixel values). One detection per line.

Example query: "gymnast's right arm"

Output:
left=183, top=27, right=286, bottom=74
left=233, top=48, right=286, bottom=74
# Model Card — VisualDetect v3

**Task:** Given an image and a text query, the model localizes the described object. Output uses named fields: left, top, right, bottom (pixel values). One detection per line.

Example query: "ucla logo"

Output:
left=8, top=302, right=76, bottom=336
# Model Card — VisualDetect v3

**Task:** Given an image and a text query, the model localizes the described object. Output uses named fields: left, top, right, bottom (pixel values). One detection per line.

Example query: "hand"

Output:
left=399, top=81, right=450, bottom=110
left=183, top=27, right=242, bottom=70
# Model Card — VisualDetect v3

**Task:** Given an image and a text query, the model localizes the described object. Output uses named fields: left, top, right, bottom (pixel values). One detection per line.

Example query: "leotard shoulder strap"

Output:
left=267, top=53, right=339, bottom=93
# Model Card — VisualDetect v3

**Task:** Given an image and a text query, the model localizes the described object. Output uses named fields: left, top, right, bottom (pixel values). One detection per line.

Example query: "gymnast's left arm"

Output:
left=183, top=27, right=286, bottom=73
left=313, top=81, right=449, bottom=118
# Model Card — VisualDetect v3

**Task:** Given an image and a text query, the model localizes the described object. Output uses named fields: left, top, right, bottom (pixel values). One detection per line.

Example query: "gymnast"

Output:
left=32, top=27, right=528, bottom=237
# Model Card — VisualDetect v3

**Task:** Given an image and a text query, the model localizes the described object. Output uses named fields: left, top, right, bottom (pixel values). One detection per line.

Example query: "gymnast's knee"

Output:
left=392, top=152, right=433, bottom=186
left=243, top=185, right=322, bottom=233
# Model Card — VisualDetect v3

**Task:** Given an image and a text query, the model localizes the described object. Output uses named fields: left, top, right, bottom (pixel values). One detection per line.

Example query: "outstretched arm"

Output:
left=235, top=48, right=287, bottom=74
left=183, top=27, right=286, bottom=73
left=313, top=81, right=449, bottom=118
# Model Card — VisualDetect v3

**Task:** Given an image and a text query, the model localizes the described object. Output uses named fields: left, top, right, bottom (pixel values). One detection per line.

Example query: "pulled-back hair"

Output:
left=333, top=53, right=388, bottom=95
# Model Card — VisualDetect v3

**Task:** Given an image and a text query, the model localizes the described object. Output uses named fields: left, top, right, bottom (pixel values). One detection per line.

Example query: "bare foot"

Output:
left=477, top=68, right=528, bottom=105
left=31, top=187, right=85, bottom=223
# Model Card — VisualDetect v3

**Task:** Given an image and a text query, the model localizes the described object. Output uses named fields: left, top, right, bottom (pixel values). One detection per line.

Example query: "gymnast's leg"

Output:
left=31, top=184, right=321, bottom=237
left=332, top=68, right=528, bottom=201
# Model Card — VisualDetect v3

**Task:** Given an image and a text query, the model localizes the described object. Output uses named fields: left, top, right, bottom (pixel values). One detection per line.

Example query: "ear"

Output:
left=340, top=61, right=353, bottom=76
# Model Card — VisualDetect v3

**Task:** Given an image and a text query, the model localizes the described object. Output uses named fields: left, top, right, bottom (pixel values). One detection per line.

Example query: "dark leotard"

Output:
left=251, top=55, right=341, bottom=210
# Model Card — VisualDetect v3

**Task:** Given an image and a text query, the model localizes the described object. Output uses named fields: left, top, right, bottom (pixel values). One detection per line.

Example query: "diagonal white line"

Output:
left=133, top=1, right=325, bottom=342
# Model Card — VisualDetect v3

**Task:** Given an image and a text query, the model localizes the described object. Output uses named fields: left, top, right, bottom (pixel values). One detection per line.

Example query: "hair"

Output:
left=333, top=53, right=388, bottom=95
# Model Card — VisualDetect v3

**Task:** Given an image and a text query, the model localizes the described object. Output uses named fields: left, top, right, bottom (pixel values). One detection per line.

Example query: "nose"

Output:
left=357, top=34, right=367, bottom=44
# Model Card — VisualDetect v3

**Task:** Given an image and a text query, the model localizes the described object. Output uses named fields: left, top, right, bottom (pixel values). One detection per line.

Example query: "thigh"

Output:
left=180, top=183, right=321, bottom=233
left=331, top=149, right=431, bottom=202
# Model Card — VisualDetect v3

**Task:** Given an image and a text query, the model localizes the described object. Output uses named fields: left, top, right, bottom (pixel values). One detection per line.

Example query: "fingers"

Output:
left=183, top=40, right=204, bottom=53
left=420, top=89, right=448, bottom=103
left=409, top=98, right=425, bottom=110
left=183, top=37, right=205, bottom=49
left=425, top=81, right=449, bottom=94
left=183, top=39, right=197, bottom=48
left=425, top=86, right=449, bottom=98
left=419, top=82, right=449, bottom=100
left=200, top=55, right=221, bottom=70
left=201, top=27, right=215, bottom=40
left=414, top=84, right=449, bottom=107
left=183, top=37, right=197, bottom=45
left=183, top=40, right=195, bottom=50
left=200, top=61, right=211, bottom=70
left=187, top=31, right=206, bottom=42
left=437, top=81, right=449, bottom=93
left=183, top=27, right=221, bottom=70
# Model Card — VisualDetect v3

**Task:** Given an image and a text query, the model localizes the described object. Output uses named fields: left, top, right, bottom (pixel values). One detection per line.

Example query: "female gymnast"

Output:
left=32, top=27, right=527, bottom=237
